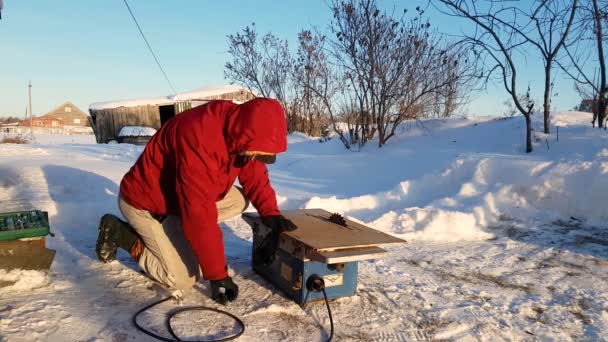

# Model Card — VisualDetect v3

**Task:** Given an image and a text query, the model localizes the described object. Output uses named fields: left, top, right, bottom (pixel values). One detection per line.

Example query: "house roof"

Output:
left=89, top=85, right=252, bottom=110
left=46, top=101, right=87, bottom=117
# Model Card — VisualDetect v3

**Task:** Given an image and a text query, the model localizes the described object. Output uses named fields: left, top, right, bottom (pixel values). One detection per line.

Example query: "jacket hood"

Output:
left=225, top=98, right=288, bottom=155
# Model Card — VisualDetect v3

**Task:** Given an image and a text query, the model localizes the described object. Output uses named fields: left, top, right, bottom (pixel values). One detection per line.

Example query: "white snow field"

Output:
left=1, top=112, right=607, bottom=341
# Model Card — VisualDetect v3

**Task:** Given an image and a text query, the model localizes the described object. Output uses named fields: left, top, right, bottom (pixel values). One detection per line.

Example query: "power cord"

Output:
left=133, top=275, right=334, bottom=342
left=132, top=296, right=245, bottom=342
left=321, top=288, right=334, bottom=342
left=306, top=274, right=334, bottom=342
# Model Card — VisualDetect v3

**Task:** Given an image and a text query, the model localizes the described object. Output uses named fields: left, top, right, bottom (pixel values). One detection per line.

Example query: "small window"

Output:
left=65, top=106, right=72, bottom=112
left=74, top=118, right=81, bottom=124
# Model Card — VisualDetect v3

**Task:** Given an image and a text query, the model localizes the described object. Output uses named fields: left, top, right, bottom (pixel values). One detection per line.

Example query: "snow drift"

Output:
left=290, top=112, right=608, bottom=243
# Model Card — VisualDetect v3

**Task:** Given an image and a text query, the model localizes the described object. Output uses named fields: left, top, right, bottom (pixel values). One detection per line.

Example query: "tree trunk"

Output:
left=525, top=114, right=533, bottom=153
left=593, top=0, right=606, bottom=128
left=598, top=93, right=607, bottom=128
left=543, top=64, right=551, bottom=134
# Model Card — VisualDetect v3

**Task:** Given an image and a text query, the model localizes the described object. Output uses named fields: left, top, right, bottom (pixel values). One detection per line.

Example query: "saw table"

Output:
left=242, top=209, right=406, bottom=305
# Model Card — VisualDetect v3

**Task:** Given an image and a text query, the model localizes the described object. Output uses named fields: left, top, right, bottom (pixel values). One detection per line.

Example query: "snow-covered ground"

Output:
left=1, top=112, right=607, bottom=341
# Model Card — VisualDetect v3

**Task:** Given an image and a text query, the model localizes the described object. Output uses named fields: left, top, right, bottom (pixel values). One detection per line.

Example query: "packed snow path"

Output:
left=1, top=112, right=607, bottom=341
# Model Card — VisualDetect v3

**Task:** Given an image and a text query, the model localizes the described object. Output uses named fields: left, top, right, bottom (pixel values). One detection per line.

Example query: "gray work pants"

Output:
left=118, top=186, right=249, bottom=290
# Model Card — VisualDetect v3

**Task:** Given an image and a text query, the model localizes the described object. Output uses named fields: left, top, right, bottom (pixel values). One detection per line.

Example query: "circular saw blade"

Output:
left=328, top=213, right=347, bottom=227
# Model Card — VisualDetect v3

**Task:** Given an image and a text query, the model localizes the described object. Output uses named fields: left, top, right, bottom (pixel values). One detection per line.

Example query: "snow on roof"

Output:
left=118, top=126, right=157, bottom=137
left=172, top=85, right=247, bottom=101
left=89, top=85, right=249, bottom=110
left=89, top=97, right=173, bottom=111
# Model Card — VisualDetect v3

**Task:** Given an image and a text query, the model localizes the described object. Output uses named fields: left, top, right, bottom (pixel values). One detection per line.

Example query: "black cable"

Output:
left=121, top=0, right=178, bottom=95
left=133, top=280, right=334, bottom=341
left=132, top=296, right=245, bottom=342
left=321, top=288, right=334, bottom=342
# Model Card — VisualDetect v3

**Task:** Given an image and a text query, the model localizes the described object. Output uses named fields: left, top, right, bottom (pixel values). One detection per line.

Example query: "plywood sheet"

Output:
left=281, top=209, right=406, bottom=251
left=0, top=247, right=55, bottom=272
left=309, top=246, right=387, bottom=263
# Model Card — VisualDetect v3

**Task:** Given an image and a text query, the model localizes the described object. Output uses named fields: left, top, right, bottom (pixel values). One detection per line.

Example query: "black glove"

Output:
left=210, top=276, right=239, bottom=305
left=256, top=215, right=297, bottom=265
left=261, top=215, right=298, bottom=233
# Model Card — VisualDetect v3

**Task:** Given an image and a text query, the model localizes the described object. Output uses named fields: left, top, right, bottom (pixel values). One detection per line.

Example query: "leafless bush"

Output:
left=224, top=1, right=476, bottom=148
left=1, top=135, right=30, bottom=144
left=328, top=0, right=475, bottom=147
left=293, top=30, right=331, bottom=136
left=224, top=25, right=297, bottom=131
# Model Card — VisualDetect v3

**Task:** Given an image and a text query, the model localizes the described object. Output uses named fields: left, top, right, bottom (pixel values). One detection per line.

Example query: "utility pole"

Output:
left=28, top=80, right=34, bottom=138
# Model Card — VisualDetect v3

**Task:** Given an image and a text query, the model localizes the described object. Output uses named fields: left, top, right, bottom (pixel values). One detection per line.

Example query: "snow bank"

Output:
left=299, top=111, right=608, bottom=242
left=304, top=154, right=608, bottom=242
left=0, top=269, right=49, bottom=294
left=118, top=126, right=157, bottom=137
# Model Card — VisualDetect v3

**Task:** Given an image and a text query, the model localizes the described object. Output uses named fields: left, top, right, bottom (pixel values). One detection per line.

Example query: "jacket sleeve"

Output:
left=238, top=160, right=281, bottom=217
left=174, top=137, right=228, bottom=281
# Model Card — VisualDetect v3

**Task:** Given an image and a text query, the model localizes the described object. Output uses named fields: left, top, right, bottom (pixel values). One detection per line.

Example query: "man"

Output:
left=95, top=98, right=296, bottom=304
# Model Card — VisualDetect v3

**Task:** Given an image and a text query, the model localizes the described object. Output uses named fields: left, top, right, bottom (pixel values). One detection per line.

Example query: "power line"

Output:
left=122, top=0, right=177, bottom=95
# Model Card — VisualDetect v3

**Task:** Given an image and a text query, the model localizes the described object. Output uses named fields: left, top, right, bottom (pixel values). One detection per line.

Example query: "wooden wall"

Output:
left=88, top=90, right=255, bottom=144
left=90, top=105, right=163, bottom=143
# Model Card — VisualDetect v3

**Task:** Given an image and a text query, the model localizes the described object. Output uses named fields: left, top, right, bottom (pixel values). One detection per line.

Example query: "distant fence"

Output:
left=0, top=126, right=93, bottom=135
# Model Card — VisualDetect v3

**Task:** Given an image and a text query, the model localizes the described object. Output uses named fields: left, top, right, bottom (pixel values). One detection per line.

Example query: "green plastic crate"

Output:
left=0, top=210, right=51, bottom=241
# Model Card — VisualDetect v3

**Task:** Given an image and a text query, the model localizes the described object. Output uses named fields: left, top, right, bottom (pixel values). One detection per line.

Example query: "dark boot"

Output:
left=96, top=213, right=139, bottom=263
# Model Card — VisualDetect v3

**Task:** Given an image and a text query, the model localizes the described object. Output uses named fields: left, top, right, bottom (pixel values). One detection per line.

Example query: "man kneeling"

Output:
left=95, top=98, right=296, bottom=304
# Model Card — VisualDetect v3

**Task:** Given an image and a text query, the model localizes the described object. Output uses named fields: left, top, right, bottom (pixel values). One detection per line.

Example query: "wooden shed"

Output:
left=88, top=85, right=255, bottom=143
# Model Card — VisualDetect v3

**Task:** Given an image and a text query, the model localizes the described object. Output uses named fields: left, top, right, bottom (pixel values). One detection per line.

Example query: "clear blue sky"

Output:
left=0, top=0, right=581, bottom=118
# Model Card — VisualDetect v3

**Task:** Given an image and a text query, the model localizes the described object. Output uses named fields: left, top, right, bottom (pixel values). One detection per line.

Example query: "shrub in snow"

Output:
left=1, top=134, right=31, bottom=144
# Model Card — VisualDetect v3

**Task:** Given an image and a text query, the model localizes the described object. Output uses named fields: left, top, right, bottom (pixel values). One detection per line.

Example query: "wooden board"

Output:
left=0, top=247, right=55, bottom=272
left=281, top=209, right=406, bottom=252
left=0, top=237, right=54, bottom=272
left=308, top=246, right=387, bottom=263
left=0, top=237, right=46, bottom=249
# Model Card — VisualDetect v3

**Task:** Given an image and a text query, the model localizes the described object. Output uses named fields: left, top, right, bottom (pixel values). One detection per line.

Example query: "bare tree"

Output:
left=294, top=30, right=354, bottom=148
left=225, top=25, right=295, bottom=131
left=293, top=30, right=329, bottom=136
left=560, top=0, right=607, bottom=128
left=329, top=0, right=473, bottom=147
left=225, top=25, right=270, bottom=97
left=523, top=0, right=579, bottom=133
left=261, top=33, right=293, bottom=123
left=434, top=0, right=541, bottom=153
left=225, top=2, right=475, bottom=146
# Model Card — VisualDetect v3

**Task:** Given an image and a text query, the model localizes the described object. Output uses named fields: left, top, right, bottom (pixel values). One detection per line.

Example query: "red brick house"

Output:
left=7, top=102, right=93, bottom=135
left=19, top=115, right=63, bottom=128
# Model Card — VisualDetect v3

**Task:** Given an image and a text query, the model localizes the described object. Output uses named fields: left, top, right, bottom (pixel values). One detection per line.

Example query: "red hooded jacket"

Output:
left=119, top=98, right=287, bottom=280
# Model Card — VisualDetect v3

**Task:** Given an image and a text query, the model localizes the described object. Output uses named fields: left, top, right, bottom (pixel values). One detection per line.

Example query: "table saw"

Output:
left=242, top=209, right=406, bottom=305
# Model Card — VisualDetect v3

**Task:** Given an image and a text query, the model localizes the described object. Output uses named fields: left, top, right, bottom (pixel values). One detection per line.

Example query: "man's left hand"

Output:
left=261, top=215, right=297, bottom=233
left=256, top=215, right=297, bottom=265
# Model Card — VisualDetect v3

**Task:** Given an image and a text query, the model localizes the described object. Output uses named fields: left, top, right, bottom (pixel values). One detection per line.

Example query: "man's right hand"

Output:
left=210, top=276, right=239, bottom=304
